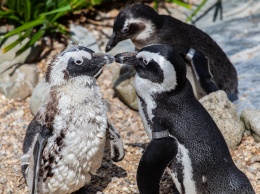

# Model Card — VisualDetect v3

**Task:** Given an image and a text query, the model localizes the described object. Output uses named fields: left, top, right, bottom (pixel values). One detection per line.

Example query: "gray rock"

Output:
left=0, top=62, right=38, bottom=100
left=106, top=39, right=135, bottom=56
left=199, top=90, right=245, bottom=149
left=114, top=76, right=138, bottom=111
left=69, top=24, right=100, bottom=52
left=0, top=34, right=42, bottom=65
left=29, top=79, right=49, bottom=115
left=200, top=5, right=260, bottom=113
left=241, top=109, right=260, bottom=142
left=112, top=64, right=138, bottom=110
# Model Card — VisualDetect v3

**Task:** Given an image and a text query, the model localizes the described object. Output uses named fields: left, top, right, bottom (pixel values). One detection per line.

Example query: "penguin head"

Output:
left=106, top=4, right=160, bottom=52
left=115, top=44, right=187, bottom=93
left=46, top=46, right=114, bottom=86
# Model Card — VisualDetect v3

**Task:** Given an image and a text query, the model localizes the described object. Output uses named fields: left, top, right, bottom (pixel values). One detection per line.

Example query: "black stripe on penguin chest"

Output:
left=137, top=95, right=153, bottom=129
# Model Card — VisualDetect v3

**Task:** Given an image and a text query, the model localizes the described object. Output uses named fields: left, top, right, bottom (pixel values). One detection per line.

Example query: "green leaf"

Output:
left=186, top=0, right=208, bottom=22
left=32, top=3, right=45, bottom=19
left=7, top=0, right=16, bottom=10
left=2, top=29, right=33, bottom=53
left=1, top=18, right=45, bottom=39
left=16, top=28, right=46, bottom=57
left=167, top=0, right=191, bottom=9
left=24, top=0, right=31, bottom=22
left=40, top=5, right=71, bottom=16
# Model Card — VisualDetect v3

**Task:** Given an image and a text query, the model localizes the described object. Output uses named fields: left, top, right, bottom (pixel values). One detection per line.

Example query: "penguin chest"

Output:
left=168, top=141, right=197, bottom=194
left=136, top=97, right=155, bottom=139
left=40, top=91, right=107, bottom=193
left=186, top=65, right=206, bottom=99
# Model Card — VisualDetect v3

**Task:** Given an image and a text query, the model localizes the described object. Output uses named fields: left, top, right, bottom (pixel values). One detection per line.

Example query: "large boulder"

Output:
left=241, top=109, right=260, bottom=142
left=113, top=65, right=138, bottom=110
left=0, top=62, right=38, bottom=100
left=0, top=27, right=43, bottom=99
left=199, top=90, right=245, bottom=149
left=68, top=24, right=100, bottom=52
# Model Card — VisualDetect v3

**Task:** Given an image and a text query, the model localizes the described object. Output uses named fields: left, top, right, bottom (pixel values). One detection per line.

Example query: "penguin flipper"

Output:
left=22, top=124, right=51, bottom=194
left=31, top=126, right=51, bottom=194
left=137, top=134, right=178, bottom=194
left=185, top=48, right=219, bottom=94
left=107, top=121, right=125, bottom=162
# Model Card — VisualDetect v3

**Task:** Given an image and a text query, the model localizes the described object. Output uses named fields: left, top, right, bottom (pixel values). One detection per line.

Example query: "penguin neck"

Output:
left=130, top=16, right=162, bottom=49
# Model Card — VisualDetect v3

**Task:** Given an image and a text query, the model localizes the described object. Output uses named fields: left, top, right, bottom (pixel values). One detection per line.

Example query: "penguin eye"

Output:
left=143, top=59, right=148, bottom=65
left=122, top=26, right=129, bottom=34
left=138, top=57, right=149, bottom=65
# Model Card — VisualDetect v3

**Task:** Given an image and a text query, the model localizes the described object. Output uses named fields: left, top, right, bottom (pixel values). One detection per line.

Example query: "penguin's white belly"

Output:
left=167, top=140, right=197, bottom=194
left=41, top=88, right=107, bottom=193
left=186, top=65, right=206, bottom=99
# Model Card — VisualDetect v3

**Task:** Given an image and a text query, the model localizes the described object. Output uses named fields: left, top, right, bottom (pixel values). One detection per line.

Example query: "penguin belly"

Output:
left=186, top=65, right=206, bottom=99
left=167, top=141, right=197, bottom=194
left=25, top=82, right=108, bottom=194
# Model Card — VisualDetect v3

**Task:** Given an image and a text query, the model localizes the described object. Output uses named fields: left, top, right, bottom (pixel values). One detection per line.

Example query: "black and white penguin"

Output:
left=107, top=3, right=238, bottom=101
left=21, top=46, right=125, bottom=194
left=115, top=44, right=255, bottom=194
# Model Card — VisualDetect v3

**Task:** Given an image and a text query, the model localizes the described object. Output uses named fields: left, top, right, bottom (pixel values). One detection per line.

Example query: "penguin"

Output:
left=21, top=46, right=125, bottom=194
left=115, top=44, right=255, bottom=194
left=106, top=3, right=238, bottom=101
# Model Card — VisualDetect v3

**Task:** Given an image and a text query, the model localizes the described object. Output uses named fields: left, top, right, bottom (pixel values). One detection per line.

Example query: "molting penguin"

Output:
left=21, top=46, right=125, bottom=194
left=115, top=45, right=255, bottom=194
left=107, top=3, right=238, bottom=101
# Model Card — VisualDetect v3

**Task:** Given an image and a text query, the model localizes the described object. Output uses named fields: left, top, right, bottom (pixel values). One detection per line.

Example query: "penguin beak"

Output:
left=92, top=53, right=115, bottom=66
left=115, top=51, right=138, bottom=66
left=106, top=32, right=122, bottom=52
left=91, top=53, right=114, bottom=78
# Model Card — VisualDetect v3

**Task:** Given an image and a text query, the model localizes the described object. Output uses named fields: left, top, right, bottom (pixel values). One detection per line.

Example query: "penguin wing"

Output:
left=185, top=48, right=219, bottom=94
left=107, top=121, right=125, bottom=162
left=21, top=121, right=51, bottom=194
left=137, top=133, right=178, bottom=194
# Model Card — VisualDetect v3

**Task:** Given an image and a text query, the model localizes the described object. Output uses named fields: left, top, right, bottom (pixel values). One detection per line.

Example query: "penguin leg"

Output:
left=106, top=121, right=125, bottom=162
left=31, top=126, right=51, bottom=194
left=137, top=130, right=178, bottom=194
left=185, top=48, right=219, bottom=94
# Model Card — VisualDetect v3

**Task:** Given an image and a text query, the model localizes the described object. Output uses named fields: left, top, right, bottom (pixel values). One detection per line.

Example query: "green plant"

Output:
left=0, top=0, right=103, bottom=56
left=153, top=0, right=210, bottom=22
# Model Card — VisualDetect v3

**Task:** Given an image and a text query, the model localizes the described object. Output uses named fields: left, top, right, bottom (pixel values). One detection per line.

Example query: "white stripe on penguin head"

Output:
left=134, top=51, right=177, bottom=122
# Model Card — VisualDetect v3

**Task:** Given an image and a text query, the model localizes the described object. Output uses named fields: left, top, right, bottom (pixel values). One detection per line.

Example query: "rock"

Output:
left=106, top=39, right=135, bottom=56
left=112, top=64, right=138, bottom=110
left=200, top=9, right=260, bottom=113
left=114, top=77, right=138, bottom=111
left=0, top=63, right=38, bottom=100
left=0, top=34, right=42, bottom=65
left=29, top=79, right=49, bottom=115
left=199, top=90, right=245, bottom=149
left=241, top=109, right=260, bottom=142
left=69, top=24, right=100, bottom=52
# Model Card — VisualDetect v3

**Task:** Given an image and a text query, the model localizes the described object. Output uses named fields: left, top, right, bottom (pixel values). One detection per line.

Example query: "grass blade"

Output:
left=1, top=18, right=45, bottom=39
left=186, top=0, right=208, bottom=22
left=24, top=0, right=32, bottom=22
left=2, top=29, right=33, bottom=53
left=167, top=0, right=191, bottom=9
left=40, top=5, right=71, bottom=16
left=15, top=28, right=46, bottom=57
